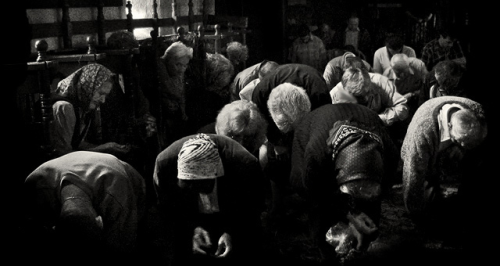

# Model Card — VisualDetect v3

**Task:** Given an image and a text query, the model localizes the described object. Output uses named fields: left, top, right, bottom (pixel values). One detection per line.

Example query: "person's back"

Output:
left=323, top=51, right=372, bottom=90
left=22, top=151, right=146, bottom=264
left=401, top=96, right=487, bottom=229
left=229, top=62, right=261, bottom=102
left=290, top=103, right=399, bottom=262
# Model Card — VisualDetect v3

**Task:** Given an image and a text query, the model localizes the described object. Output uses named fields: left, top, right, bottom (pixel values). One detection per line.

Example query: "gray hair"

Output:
left=390, top=53, right=410, bottom=71
left=215, top=100, right=268, bottom=153
left=267, top=83, right=311, bottom=133
left=161, top=41, right=193, bottom=61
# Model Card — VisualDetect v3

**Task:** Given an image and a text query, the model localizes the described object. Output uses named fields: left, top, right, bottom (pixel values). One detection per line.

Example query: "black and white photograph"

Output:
left=5, top=1, right=494, bottom=265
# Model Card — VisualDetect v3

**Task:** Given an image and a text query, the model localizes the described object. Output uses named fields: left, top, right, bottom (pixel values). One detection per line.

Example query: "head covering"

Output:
left=55, top=63, right=114, bottom=112
left=327, top=120, right=384, bottom=185
left=177, top=134, right=224, bottom=180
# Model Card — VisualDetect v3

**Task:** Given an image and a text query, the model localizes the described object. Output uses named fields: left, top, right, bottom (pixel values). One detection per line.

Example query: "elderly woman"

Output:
left=215, top=100, right=267, bottom=156
left=50, top=63, right=132, bottom=158
left=153, top=133, right=266, bottom=266
left=186, top=53, right=235, bottom=134
left=157, top=41, right=194, bottom=148
left=251, top=64, right=330, bottom=215
left=22, top=151, right=146, bottom=264
left=196, top=100, right=268, bottom=171
left=290, top=103, right=399, bottom=263
left=225, top=41, right=249, bottom=74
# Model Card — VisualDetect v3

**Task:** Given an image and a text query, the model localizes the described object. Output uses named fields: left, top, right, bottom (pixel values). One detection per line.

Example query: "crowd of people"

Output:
left=15, top=11, right=491, bottom=266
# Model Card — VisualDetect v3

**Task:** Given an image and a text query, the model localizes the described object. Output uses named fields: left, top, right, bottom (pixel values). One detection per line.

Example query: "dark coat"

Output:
left=289, top=103, right=398, bottom=261
left=153, top=134, right=266, bottom=264
left=251, top=63, right=331, bottom=145
left=291, top=103, right=398, bottom=201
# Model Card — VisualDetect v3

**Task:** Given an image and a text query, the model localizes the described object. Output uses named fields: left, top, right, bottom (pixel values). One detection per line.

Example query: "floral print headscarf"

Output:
left=55, top=63, right=114, bottom=113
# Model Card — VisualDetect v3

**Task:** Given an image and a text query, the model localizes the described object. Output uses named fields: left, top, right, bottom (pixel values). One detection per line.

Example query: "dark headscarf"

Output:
left=54, top=63, right=115, bottom=149
left=55, top=63, right=115, bottom=114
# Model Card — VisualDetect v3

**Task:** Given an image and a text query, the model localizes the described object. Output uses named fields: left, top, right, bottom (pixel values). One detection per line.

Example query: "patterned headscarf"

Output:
left=327, top=120, right=385, bottom=185
left=55, top=63, right=114, bottom=112
left=177, top=134, right=224, bottom=180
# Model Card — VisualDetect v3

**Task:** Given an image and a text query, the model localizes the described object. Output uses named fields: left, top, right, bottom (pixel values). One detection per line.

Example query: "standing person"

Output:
left=372, top=34, right=416, bottom=75
left=314, top=22, right=337, bottom=60
left=50, top=63, right=138, bottom=159
left=421, top=23, right=467, bottom=71
left=288, top=23, right=328, bottom=72
left=332, top=14, right=372, bottom=65
left=153, top=133, right=266, bottom=266
left=21, top=151, right=146, bottom=265
left=157, top=41, right=193, bottom=149
left=401, top=96, right=487, bottom=233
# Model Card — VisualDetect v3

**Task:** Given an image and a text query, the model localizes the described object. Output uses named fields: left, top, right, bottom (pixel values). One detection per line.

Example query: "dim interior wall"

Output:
left=26, top=0, right=215, bottom=53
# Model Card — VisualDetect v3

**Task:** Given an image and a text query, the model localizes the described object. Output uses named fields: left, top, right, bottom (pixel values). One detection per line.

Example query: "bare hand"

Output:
left=193, top=227, right=212, bottom=255
left=214, top=232, right=232, bottom=258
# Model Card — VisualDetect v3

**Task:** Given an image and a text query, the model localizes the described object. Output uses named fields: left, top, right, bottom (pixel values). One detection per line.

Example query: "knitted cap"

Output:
left=177, top=134, right=224, bottom=180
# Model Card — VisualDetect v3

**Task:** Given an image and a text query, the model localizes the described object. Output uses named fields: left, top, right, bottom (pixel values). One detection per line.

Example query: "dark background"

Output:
left=5, top=0, right=496, bottom=264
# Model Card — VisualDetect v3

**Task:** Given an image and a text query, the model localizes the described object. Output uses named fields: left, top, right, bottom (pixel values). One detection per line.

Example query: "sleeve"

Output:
left=372, top=50, right=383, bottom=74
left=364, top=60, right=372, bottom=72
left=219, top=138, right=266, bottom=236
left=330, top=83, right=357, bottom=104
left=401, top=124, right=437, bottom=220
left=323, top=62, right=339, bottom=90
left=99, top=167, right=146, bottom=254
left=377, top=78, right=409, bottom=126
left=52, top=101, right=76, bottom=155
left=420, top=45, right=432, bottom=71
left=239, top=79, right=259, bottom=101
left=413, top=59, right=429, bottom=79
left=318, top=41, right=328, bottom=71
left=407, top=47, right=417, bottom=58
